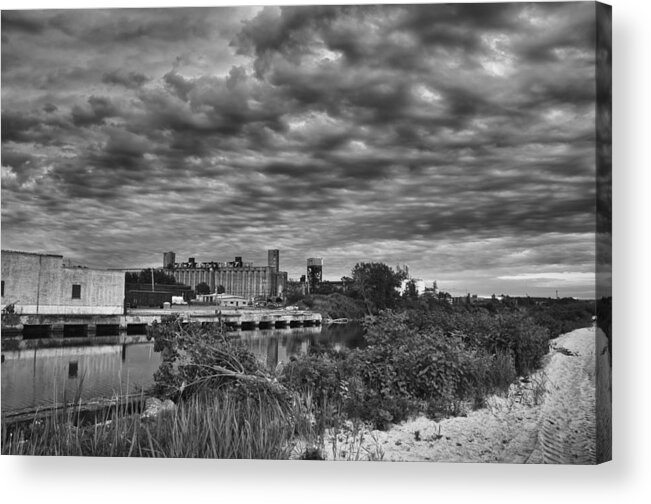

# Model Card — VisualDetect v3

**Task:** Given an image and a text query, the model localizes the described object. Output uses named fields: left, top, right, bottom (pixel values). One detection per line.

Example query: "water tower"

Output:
left=306, top=257, right=323, bottom=293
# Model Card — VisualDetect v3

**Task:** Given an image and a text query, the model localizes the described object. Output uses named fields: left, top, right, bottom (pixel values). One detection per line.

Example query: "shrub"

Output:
left=280, top=305, right=561, bottom=431
left=280, top=350, right=341, bottom=405
left=527, top=300, right=594, bottom=339
left=465, top=350, right=517, bottom=408
left=493, top=314, right=549, bottom=376
left=305, top=293, right=367, bottom=320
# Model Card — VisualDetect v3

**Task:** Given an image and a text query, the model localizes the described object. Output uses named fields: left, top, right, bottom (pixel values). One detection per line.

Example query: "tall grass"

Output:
left=2, top=391, right=306, bottom=458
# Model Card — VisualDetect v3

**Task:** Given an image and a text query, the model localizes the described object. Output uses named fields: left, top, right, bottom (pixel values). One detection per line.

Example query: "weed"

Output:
left=299, top=446, right=325, bottom=460
left=2, top=390, right=311, bottom=458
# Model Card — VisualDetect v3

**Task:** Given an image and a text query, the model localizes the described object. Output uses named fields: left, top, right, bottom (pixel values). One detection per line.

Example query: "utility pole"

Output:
left=151, top=269, right=154, bottom=292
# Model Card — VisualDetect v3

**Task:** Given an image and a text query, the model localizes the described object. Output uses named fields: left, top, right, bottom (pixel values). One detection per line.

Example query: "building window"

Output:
left=71, top=284, right=81, bottom=299
left=1, top=280, right=4, bottom=296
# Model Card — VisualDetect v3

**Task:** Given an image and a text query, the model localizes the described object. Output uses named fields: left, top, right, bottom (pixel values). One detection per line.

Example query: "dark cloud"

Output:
left=71, top=96, right=120, bottom=126
left=1, top=111, right=40, bottom=142
left=1, top=10, right=49, bottom=34
left=102, top=69, right=149, bottom=89
left=163, top=70, right=194, bottom=102
left=1, top=4, right=604, bottom=297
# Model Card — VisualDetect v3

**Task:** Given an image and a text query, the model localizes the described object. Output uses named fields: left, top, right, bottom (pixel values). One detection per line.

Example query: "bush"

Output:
left=279, top=303, right=568, bottom=431
left=489, top=314, right=549, bottom=376
left=195, top=282, right=211, bottom=295
left=527, top=300, right=594, bottom=339
left=284, top=312, right=475, bottom=428
left=280, top=309, right=550, bottom=429
left=280, top=349, right=342, bottom=406
left=465, top=350, right=517, bottom=408
left=304, top=293, right=367, bottom=320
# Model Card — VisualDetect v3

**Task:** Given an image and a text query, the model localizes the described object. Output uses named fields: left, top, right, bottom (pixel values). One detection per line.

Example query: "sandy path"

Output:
left=534, top=327, right=599, bottom=464
left=322, top=327, right=603, bottom=463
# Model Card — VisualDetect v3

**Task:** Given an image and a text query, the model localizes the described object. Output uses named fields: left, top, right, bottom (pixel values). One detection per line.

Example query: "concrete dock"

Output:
left=128, top=307, right=322, bottom=329
left=1, top=306, right=322, bottom=350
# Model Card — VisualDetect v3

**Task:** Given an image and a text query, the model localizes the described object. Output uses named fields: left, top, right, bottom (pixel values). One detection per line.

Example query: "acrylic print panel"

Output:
left=0, top=2, right=611, bottom=463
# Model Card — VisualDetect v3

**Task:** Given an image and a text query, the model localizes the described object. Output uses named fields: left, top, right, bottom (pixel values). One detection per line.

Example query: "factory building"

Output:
left=1, top=250, right=125, bottom=315
left=165, top=249, right=287, bottom=301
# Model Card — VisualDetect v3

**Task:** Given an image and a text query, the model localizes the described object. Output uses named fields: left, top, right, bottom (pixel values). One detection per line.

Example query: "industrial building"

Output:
left=1, top=250, right=125, bottom=316
left=306, top=257, right=323, bottom=293
left=164, top=249, right=287, bottom=301
left=163, top=251, right=176, bottom=269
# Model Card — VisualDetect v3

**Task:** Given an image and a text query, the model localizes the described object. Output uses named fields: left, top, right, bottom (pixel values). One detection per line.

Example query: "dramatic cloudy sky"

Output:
left=1, top=2, right=603, bottom=297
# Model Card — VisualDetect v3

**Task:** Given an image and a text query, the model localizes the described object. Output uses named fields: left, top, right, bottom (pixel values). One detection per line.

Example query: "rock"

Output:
left=142, top=397, right=176, bottom=419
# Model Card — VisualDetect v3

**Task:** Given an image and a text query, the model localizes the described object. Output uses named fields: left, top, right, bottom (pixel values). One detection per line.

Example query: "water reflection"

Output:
left=1, top=344, right=161, bottom=413
left=228, top=323, right=366, bottom=368
left=1, top=323, right=365, bottom=414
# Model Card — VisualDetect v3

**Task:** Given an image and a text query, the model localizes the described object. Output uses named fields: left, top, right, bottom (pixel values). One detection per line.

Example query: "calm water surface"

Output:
left=1, top=323, right=365, bottom=413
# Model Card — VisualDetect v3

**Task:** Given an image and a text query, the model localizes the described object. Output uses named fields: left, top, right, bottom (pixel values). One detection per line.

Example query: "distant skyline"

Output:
left=2, top=3, right=605, bottom=298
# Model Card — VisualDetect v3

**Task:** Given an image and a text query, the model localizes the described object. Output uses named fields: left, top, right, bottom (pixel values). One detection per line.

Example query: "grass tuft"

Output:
left=2, top=390, right=309, bottom=458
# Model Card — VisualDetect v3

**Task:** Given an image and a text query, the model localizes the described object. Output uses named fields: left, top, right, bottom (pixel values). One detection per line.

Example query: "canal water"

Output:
left=1, top=323, right=365, bottom=414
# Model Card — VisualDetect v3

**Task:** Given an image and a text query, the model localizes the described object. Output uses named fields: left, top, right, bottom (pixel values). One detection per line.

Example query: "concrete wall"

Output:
left=216, top=267, right=270, bottom=299
left=2, top=251, right=63, bottom=310
left=1, top=250, right=124, bottom=315
left=173, top=268, right=215, bottom=292
left=60, top=268, right=124, bottom=314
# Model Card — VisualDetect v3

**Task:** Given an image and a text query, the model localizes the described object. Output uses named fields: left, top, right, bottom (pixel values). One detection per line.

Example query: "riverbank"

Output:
left=320, top=327, right=608, bottom=463
left=4, top=321, right=607, bottom=461
left=1, top=323, right=366, bottom=415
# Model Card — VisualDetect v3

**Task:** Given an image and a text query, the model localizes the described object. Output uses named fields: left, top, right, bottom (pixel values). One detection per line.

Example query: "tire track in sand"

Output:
left=537, top=327, right=597, bottom=464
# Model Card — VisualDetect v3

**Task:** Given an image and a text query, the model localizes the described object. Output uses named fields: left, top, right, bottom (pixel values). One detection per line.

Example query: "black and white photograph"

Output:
left=1, top=1, right=612, bottom=467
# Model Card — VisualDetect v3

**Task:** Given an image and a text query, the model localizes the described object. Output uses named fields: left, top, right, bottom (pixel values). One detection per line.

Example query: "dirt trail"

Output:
left=324, top=327, right=605, bottom=463
left=533, top=327, right=598, bottom=464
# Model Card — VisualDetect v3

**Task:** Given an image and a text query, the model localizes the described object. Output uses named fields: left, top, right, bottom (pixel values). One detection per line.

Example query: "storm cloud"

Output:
left=1, top=4, right=604, bottom=297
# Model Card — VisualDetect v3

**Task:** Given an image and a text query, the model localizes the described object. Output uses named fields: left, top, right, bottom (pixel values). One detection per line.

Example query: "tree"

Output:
left=216, top=285, right=226, bottom=294
left=437, top=291, right=452, bottom=303
left=196, top=282, right=211, bottom=295
left=403, top=279, right=419, bottom=300
left=351, top=262, right=406, bottom=315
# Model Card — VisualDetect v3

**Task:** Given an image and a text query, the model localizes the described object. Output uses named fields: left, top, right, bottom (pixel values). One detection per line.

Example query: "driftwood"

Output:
left=176, top=362, right=288, bottom=397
